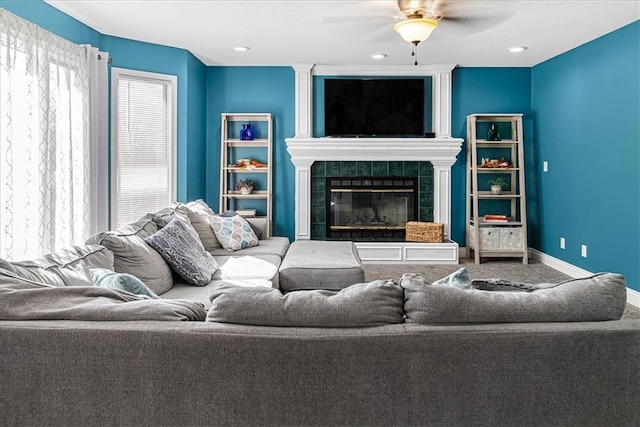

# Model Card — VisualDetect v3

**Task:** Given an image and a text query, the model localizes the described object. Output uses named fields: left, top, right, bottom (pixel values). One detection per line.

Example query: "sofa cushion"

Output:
left=401, top=272, right=628, bottom=323
left=0, top=245, right=114, bottom=287
left=207, top=237, right=290, bottom=258
left=278, top=241, right=365, bottom=291
left=145, top=218, right=218, bottom=287
left=86, top=217, right=173, bottom=295
left=184, top=199, right=222, bottom=251
left=89, top=268, right=159, bottom=299
left=150, top=203, right=191, bottom=229
left=209, top=214, right=259, bottom=252
left=206, top=279, right=404, bottom=327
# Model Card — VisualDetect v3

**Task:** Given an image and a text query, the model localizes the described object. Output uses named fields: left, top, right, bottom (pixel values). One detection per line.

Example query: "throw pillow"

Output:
left=432, top=267, right=471, bottom=288
left=89, top=268, right=159, bottom=299
left=470, top=278, right=537, bottom=292
left=218, top=210, right=263, bottom=239
left=401, top=272, right=627, bottom=323
left=206, top=279, right=404, bottom=327
left=209, top=214, right=259, bottom=252
left=144, top=218, right=218, bottom=286
left=86, top=216, right=174, bottom=295
left=184, top=199, right=222, bottom=251
left=150, top=202, right=192, bottom=229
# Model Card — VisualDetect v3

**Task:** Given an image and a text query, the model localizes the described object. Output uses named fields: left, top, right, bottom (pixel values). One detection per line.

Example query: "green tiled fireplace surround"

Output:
left=311, top=161, right=434, bottom=240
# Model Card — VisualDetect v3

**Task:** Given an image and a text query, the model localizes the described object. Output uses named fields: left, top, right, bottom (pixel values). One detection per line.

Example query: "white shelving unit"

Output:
left=220, top=113, right=273, bottom=237
left=466, top=114, right=528, bottom=264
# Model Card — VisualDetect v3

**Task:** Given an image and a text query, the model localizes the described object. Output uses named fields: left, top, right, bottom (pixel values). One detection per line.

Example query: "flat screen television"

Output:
left=324, top=78, right=425, bottom=137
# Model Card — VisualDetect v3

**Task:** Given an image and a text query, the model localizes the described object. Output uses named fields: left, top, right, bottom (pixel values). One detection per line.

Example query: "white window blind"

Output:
left=111, top=68, right=177, bottom=227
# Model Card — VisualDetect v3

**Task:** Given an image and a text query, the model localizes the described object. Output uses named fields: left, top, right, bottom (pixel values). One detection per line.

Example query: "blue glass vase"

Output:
left=240, top=123, right=254, bottom=141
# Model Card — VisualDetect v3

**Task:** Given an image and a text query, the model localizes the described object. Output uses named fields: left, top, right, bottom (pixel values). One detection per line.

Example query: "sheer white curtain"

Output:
left=0, top=9, right=108, bottom=261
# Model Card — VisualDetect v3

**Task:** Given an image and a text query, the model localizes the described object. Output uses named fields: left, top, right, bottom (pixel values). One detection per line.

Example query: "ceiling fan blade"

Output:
left=435, top=0, right=517, bottom=21
left=433, top=0, right=518, bottom=37
left=322, top=15, right=398, bottom=42
left=322, top=15, right=390, bottom=25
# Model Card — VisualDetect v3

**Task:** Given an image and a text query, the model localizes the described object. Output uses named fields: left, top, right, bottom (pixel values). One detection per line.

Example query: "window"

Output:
left=111, top=68, right=177, bottom=227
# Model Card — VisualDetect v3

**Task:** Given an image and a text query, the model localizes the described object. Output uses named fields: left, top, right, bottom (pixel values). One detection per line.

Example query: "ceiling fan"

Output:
left=323, top=0, right=516, bottom=65
left=394, top=0, right=518, bottom=64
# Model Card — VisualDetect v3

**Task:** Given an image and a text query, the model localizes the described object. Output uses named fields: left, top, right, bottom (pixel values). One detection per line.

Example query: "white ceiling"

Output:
left=45, top=0, right=639, bottom=67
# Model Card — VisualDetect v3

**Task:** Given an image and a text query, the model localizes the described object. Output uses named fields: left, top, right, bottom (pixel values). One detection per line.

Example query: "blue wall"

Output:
left=531, top=21, right=639, bottom=291
left=451, top=68, right=532, bottom=244
left=185, top=53, right=208, bottom=201
left=205, top=66, right=295, bottom=238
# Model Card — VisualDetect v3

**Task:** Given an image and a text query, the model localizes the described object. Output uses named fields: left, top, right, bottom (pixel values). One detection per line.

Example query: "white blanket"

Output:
left=218, top=256, right=278, bottom=280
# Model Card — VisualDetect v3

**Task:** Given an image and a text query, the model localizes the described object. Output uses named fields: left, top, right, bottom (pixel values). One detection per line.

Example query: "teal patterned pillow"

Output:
left=209, top=214, right=258, bottom=252
left=89, top=268, right=159, bottom=299
left=145, top=218, right=218, bottom=286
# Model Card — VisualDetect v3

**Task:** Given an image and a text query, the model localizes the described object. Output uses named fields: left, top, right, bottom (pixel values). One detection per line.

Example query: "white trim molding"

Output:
left=529, top=248, right=640, bottom=308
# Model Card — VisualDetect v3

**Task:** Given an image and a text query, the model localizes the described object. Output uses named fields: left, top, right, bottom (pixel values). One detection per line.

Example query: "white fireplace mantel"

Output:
left=285, top=136, right=463, bottom=241
left=286, top=63, right=463, bottom=246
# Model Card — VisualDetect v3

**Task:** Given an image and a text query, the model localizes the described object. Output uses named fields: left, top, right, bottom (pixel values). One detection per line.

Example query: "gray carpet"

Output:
left=362, top=259, right=640, bottom=320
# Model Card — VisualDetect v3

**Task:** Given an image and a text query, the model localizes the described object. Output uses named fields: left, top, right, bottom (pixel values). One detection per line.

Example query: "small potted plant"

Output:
left=487, top=177, right=509, bottom=194
left=235, top=179, right=254, bottom=195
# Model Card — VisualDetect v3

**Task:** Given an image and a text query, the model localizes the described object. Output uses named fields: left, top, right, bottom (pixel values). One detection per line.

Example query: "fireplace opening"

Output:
left=326, top=177, right=418, bottom=240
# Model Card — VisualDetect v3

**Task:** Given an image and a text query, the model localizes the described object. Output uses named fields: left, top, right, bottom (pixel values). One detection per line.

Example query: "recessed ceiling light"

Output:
left=370, top=53, right=387, bottom=60
left=234, top=46, right=250, bottom=52
left=508, top=46, right=527, bottom=53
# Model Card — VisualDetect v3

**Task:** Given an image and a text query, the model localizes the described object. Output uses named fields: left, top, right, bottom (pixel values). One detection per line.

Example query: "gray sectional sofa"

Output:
left=1, top=201, right=639, bottom=427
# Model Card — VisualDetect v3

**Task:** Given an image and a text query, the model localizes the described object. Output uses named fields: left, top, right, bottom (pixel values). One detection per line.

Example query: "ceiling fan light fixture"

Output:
left=234, top=46, right=250, bottom=52
left=370, top=53, right=387, bottom=60
left=393, top=18, right=438, bottom=44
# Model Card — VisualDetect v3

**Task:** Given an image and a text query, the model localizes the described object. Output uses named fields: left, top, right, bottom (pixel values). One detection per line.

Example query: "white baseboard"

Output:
left=528, top=248, right=593, bottom=278
left=529, top=248, right=639, bottom=308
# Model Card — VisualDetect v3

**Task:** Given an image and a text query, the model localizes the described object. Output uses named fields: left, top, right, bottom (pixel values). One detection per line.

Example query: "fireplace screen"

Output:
left=326, top=177, right=418, bottom=239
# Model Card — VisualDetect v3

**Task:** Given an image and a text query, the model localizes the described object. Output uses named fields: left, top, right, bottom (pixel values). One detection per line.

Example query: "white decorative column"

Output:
left=432, top=65, right=455, bottom=138
left=292, top=159, right=314, bottom=240
left=292, top=63, right=313, bottom=137
left=431, top=160, right=457, bottom=239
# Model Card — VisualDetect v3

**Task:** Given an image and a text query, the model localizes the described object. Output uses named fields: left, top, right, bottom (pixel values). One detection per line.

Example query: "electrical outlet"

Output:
left=543, top=161, right=548, bottom=172
left=581, top=244, right=588, bottom=258
left=560, top=237, right=565, bottom=249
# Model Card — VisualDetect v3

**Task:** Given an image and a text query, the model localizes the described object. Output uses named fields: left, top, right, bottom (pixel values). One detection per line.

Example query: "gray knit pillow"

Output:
left=145, top=218, right=218, bottom=286
left=401, top=272, right=627, bottom=323
left=207, top=279, right=404, bottom=327
left=86, top=217, right=173, bottom=295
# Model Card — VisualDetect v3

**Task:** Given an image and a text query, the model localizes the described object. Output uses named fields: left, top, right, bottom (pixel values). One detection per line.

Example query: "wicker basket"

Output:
left=405, top=221, right=444, bottom=243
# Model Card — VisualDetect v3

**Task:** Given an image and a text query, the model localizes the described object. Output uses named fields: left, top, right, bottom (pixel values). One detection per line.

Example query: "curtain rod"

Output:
left=97, top=54, right=112, bottom=64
